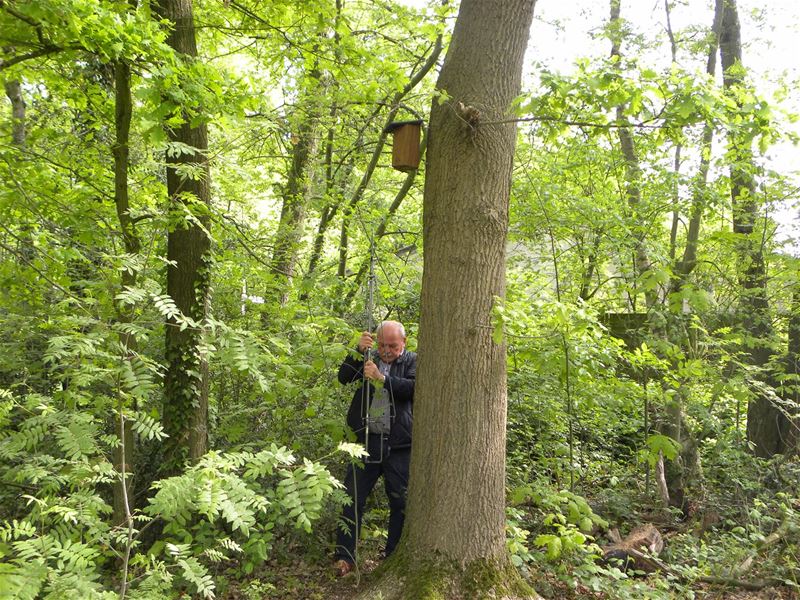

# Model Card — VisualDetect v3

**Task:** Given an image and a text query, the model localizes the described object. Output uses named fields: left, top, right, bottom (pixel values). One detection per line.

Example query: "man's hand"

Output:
left=357, top=331, right=374, bottom=354
left=363, top=360, right=385, bottom=383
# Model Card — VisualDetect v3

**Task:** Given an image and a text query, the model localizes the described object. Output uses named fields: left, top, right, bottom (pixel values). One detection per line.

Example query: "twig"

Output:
left=479, top=114, right=667, bottom=130
left=735, top=516, right=796, bottom=576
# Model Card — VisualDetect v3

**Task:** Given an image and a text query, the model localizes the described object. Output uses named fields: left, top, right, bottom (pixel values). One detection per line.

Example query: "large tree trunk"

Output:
left=719, top=0, right=782, bottom=456
left=155, top=0, right=211, bottom=467
left=358, top=1, right=539, bottom=598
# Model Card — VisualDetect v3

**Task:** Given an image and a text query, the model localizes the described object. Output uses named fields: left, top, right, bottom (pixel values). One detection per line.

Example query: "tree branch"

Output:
left=0, top=45, right=66, bottom=71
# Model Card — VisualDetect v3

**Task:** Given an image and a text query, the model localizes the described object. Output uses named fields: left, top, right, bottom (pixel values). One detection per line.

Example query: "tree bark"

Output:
left=155, top=0, right=211, bottom=467
left=609, top=0, right=656, bottom=310
left=673, top=0, right=723, bottom=287
left=4, top=79, right=25, bottom=146
left=270, top=63, right=323, bottom=303
left=783, top=284, right=800, bottom=452
left=359, top=1, right=539, bottom=598
left=111, top=56, right=140, bottom=525
left=3, top=77, right=34, bottom=265
left=719, top=0, right=783, bottom=456
left=656, top=393, right=700, bottom=514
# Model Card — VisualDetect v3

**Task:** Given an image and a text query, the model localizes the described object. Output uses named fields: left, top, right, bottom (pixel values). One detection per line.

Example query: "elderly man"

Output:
left=333, top=320, right=416, bottom=576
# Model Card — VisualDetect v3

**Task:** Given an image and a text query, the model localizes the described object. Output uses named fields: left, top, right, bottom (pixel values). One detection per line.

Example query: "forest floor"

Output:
left=217, top=543, right=799, bottom=600
left=216, top=497, right=798, bottom=600
left=219, top=546, right=382, bottom=600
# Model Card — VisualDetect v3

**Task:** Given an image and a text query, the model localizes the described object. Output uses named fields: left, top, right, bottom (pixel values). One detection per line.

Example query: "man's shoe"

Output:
left=333, top=559, right=354, bottom=577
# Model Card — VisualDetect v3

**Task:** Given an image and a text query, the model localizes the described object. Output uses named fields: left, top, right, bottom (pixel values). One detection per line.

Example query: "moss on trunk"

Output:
left=353, top=549, right=541, bottom=600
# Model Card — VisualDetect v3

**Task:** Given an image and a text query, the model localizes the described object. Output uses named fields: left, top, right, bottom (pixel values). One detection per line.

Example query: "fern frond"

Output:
left=130, top=411, right=167, bottom=441
left=176, top=557, right=215, bottom=599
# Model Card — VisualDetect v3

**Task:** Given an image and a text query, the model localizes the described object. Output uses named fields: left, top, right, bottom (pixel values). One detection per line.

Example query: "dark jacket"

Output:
left=338, top=349, right=417, bottom=449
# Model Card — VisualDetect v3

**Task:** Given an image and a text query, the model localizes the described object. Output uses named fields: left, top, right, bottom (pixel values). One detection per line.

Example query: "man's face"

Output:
left=377, top=326, right=406, bottom=364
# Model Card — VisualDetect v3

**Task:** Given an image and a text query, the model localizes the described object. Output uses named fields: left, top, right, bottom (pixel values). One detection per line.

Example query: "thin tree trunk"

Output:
left=336, top=107, right=398, bottom=279
left=306, top=120, right=346, bottom=279
left=719, top=0, right=782, bottom=456
left=579, top=232, right=601, bottom=302
left=656, top=394, right=700, bottom=514
left=3, top=78, right=34, bottom=265
left=270, top=63, right=323, bottom=303
left=637, top=0, right=721, bottom=516
left=342, top=133, right=426, bottom=305
left=4, top=79, right=25, bottom=145
left=300, top=0, right=344, bottom=286
left=155, top=0, right=211, bottom=467
left=672, top=0, right=723, bottom=289
left=782, top=285, right=800, bottom=452
left=609, top=0, right=656, bottom=310
left=665, top=0, right=681, bottom=264
left=111, top=55, right=140, bottom=526
left=669, top=145, right=681, bottom=261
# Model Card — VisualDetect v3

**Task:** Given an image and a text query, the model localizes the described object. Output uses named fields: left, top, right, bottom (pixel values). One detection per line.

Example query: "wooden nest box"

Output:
left=386, top=119, right=423, bottom=172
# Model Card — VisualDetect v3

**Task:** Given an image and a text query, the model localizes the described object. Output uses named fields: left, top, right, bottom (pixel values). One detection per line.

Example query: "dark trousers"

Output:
left=335, top=436, right=410, bottom=563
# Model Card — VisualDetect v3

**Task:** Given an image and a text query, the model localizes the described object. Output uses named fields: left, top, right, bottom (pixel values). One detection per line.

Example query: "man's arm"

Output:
left=338, top=353, right=364, bottom=384
left=337, top=331, right=374, bottom=385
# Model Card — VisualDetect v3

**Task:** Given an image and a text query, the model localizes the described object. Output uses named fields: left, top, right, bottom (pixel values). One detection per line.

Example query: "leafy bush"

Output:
left=0, top=392, right=346, bottom=599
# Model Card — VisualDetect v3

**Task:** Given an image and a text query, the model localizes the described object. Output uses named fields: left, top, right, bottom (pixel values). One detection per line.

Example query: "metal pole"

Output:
left=363, top=238, right=379, bottom=462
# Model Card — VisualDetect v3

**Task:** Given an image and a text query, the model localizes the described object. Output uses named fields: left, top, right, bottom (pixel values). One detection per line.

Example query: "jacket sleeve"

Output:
left=338, top=351, right=364, bottom=385
left=385, top=353, right=416, bottom=404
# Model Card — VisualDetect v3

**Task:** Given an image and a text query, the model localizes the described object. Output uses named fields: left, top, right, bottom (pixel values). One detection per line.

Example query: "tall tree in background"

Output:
left=270, top=65, right=321, bottom=303
left=671, top=0, right=723, bottom=291
left=269, top=7, right=330, bottom=303
left=3, top=79, right=24, bottom=146
left=155, top=0, right=212, bottom=465
left=360, top=0, right=539, bottom=597
left=111, top=49, right=140, bottom=524
left=787, top=283, right=800, bottom=452
left=609, top=0, right=655, bottom=311
left=651, top=0, right=724, bottom=514
left=719, top=0, right=783, bottom=457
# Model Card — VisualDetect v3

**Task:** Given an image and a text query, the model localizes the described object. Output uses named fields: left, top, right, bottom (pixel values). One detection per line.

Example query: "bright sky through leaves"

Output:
left=398, top=0, right=800, bottom=252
